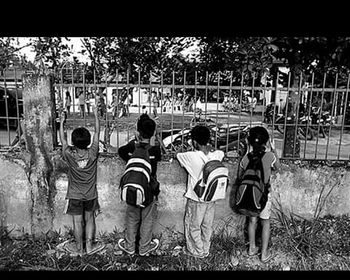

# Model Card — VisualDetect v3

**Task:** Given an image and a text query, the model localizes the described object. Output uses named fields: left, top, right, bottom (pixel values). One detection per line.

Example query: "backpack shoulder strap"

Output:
left=243, top=151, right=265, bottom=178
left=249, top=150, right=266, bottom=184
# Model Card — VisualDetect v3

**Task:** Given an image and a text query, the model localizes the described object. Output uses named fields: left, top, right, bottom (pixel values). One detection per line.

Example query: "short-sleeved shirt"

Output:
left=238, top=151, right=280, bottom=191
left=176, top=149, right=225, bottom=202
left=62, top=141, right=99, bottom=200
left=118, top=140, right=161, bottom=178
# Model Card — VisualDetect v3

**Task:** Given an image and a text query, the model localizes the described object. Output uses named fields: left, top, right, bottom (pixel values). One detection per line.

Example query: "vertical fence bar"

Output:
left=292, top=73, right=303, bottom=158
left=226, top=71, right=233, bottom=154
left=205, top=72, right=208, bottom=122
left=181, top=71, right=186, bottom=152
left=126, top=70, right=129, bottom=141
left=215, top=72, right=220, bottom=149
left=83, top=68, right=86, bottom=126
left=14, top=68, right=20, bottom=133
left=160, top=71, right=164, bottom=142
left=137, top=70, right=141, bottom=117
left=93, top=67, right=97, bottom=147
left=160, top=71, right=164, bottom=118
left=171, top=71, right=175, bottom=153
left=338, top=75, right=350, bottom=159
left=315, top=72, right=327, bottom=159
left=71, top=67, right=76, bottom=124
left=237, top=71, right=244, bottom=156
left=281, top=72, right=291, bottom=158
left=272, top=71, right=279, bottom=140
left=303, top=73, right=314, bottom=159
left=115, top=69, right=119, bottom=149
left=3, top=68, right=10, bottom=145
left=262, top=74, right=267, bottom=126
left=149, top=71, right=152, bottom=116
left=337, top=74, right=350, bottom=160
left=93, top=67, right=97, bottom=110
left=193, top=71, right=198, bottom=124
left=60, top=67, right=64, bottom=115
left=325, top=73, right=338, bottom=160
left=250, top=73, right=255, bottom=127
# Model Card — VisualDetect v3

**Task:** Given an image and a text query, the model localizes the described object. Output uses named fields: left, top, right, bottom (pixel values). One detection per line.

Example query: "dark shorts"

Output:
left=65, top=198, right=100, bottom=216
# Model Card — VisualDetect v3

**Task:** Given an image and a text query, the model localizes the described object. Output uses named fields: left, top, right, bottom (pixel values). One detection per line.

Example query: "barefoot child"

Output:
left=59, top=101, right=105, bottom=256
left=235, top=126, right=280, bottom=263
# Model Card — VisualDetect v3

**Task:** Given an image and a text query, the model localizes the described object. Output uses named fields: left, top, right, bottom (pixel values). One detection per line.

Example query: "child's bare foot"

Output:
left=248, top=246, right=259, bottom=256
left=64, top=241, right=84, bottom=257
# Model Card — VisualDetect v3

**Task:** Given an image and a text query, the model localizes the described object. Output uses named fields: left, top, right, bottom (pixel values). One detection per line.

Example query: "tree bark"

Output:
left=22, top=72, right=57, bottom=236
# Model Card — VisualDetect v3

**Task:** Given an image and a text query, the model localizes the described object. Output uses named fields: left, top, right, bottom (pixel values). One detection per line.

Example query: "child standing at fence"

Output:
left=176, top=125, right=225, bottom=258
left=117, top=114, right=161, bottom=256
left=235, top=126, right=280, bottom=263
left=59, top=100, right=105, bottom=256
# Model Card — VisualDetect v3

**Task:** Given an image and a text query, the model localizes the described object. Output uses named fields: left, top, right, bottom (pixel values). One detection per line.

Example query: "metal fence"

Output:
left=1, top=66, right=350, bottom=161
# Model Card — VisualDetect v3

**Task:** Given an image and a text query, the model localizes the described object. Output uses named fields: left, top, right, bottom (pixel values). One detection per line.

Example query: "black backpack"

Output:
left=119, top=144, right=159, bottom=208
left=234, top=151, right=270, bottom=217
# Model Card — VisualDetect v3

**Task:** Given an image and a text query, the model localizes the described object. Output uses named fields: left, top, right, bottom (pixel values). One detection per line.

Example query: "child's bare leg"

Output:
left=72, top=215, right=84, bottom=253
left=84, top=211, right=96, bottom=252
left=248, top=216, right=258, bottom=254
left=260, top=218, right=270, bottom=259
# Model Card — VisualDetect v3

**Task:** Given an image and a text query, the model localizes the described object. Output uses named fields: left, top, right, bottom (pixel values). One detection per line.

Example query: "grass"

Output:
left=1, top=212, right=350, bottom=270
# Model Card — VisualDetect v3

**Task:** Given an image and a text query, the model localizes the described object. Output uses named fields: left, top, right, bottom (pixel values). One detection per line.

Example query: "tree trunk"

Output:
left=22, top=72, right=57, bottom=236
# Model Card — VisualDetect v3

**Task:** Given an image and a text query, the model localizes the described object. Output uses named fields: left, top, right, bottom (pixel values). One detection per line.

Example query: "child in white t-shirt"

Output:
left=176, top=125, right=224, bottom=258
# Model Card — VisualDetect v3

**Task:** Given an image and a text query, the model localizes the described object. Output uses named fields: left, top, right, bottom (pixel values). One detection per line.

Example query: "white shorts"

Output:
left=259, top=193, right=272, bottom=220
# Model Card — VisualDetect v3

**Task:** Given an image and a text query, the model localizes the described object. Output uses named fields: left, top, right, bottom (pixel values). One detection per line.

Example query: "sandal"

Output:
left=261, top=252, right=274, bottom=263
left=248, top=247, right=259, bottom=257
left=86, top=242, right=106, bottom=255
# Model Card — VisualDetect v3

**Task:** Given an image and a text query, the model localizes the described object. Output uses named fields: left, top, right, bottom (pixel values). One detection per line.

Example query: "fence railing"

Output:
left=1, top=67, right=350, bottom=161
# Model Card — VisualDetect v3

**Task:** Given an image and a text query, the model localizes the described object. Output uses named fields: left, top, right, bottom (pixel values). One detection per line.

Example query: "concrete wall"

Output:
left=1, top=154, right=350, bottom=238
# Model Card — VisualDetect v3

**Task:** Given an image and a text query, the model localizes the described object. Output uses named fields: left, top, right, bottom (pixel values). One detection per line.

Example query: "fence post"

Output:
left=22, top=71, right=57, bottom=236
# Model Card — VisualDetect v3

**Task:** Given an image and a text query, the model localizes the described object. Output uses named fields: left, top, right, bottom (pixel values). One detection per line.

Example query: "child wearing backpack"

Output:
left=234, top=126, right=280, bottom=263
left=176, top=125, right=226, bottom=258
left=59, top=101, right=105, bottom=256
left=117, top=114, right=161, bottom=256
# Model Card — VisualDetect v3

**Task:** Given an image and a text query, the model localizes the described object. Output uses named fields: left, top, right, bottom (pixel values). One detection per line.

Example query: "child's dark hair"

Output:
left=71, top=127, right=91, bottom=149
left=247, top=126, right=269, bottom=150
left=137, top=114, right=156, bottom=139
left=191, top=125, right=211, bottom=146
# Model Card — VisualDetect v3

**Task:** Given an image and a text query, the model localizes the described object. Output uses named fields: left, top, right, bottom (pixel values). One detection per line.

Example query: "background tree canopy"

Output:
left=2, top=36, right=350, bottom=87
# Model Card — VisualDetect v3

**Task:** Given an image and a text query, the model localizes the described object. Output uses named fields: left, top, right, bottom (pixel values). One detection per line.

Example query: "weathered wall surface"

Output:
left=1, top=154, right=350, bottom=238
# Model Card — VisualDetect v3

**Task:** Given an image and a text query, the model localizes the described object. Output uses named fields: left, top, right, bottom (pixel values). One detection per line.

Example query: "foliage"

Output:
left=272, top=37, right=350, bottom=87
left=0, top=38, right=30, bottom=70
left=30, top=37, right=72, bottom=69
left=195, top=37, right=278, bottom=85
left=80, top=37, right=197, bottom=84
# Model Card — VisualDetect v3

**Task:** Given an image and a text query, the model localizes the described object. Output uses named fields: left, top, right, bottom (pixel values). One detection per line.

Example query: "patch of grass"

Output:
left=272, top=199, right=350, bottom=270
left=1, top=214, right=350, bottom=271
